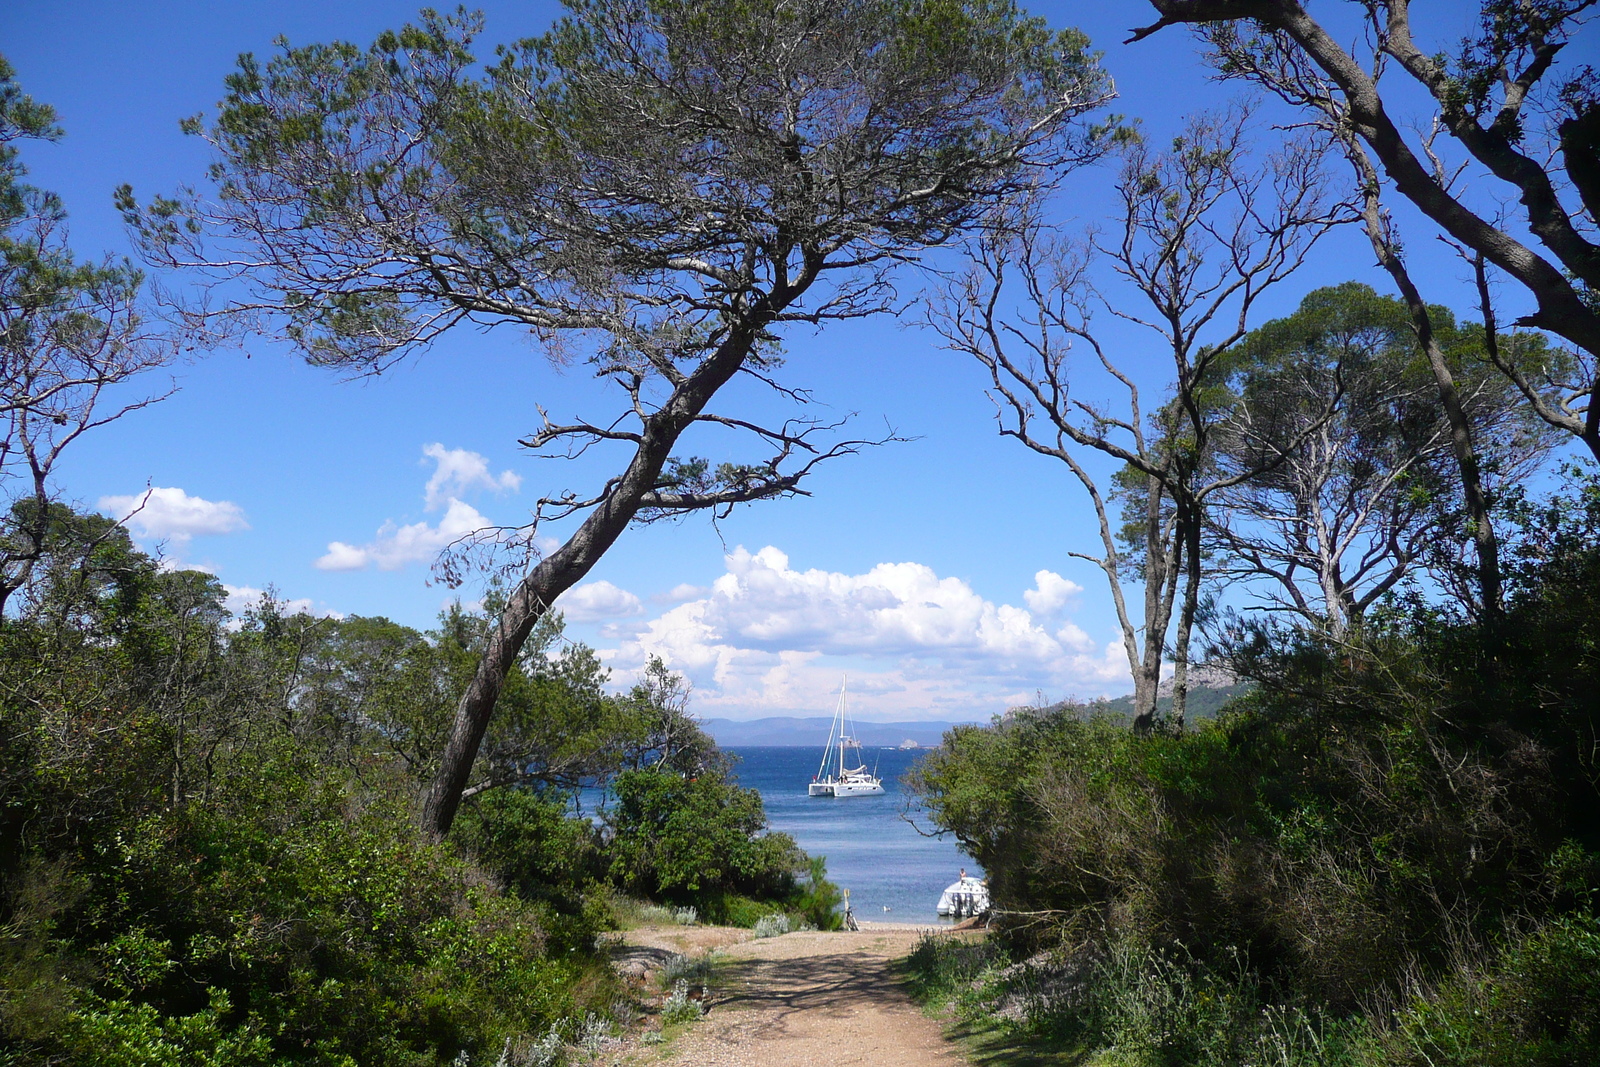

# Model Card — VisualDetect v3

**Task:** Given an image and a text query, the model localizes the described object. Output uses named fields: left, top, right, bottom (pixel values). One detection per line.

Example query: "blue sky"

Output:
left=4, top=1, right=1517, bottom=720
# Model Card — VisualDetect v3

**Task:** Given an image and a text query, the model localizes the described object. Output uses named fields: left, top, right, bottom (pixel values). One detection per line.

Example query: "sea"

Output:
left=725, top=745, right=980, bottom=923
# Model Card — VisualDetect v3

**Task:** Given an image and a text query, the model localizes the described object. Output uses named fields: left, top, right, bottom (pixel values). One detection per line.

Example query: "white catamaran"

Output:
left=808, top=680, right=884, bottom=797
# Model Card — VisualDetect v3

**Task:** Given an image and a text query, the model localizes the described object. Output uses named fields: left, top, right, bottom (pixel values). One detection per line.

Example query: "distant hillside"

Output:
left=707, top=674, right=1251, bottom=746
left=1006, top=667, right=1252, bottom=726
left=701, top=716, right=976, bottom=748
left=1085, top=682, right=1252, bottom=723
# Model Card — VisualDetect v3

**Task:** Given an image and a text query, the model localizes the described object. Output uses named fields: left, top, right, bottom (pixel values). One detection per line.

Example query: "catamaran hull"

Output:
left=808, top=780, right=885, bottom=797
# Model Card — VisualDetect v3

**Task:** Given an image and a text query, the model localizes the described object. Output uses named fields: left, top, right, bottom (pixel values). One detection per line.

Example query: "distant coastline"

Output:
left=703, top=674, right=1251, bottom=747
left=702, top=716, right=977, bottom=748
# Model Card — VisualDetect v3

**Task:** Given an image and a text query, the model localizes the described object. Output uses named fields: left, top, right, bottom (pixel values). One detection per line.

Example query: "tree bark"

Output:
left=1169, top=495, right=1203, bottom=729
left=1136, top=0, right=1600, bottom=455
left=420, top=323, right=760, bottom=837
left=1135, top=472, right=1180, bottom=733
left=1354, top=171, right=1503, bottom=619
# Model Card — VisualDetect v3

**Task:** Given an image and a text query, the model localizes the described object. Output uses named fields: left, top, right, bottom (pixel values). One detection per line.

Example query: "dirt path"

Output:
left=637, top=923, right=965, bottom=1067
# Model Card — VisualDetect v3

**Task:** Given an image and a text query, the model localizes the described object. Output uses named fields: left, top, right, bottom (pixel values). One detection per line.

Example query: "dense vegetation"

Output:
left=907, top=472, right=1600, bottom=1064
left=6, top=0, right=1599, bottom=1062
left=0, top=509, right=834, bottom=1066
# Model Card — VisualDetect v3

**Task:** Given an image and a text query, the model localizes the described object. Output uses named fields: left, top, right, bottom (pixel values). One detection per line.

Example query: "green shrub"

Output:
left=793, top=856, right=844, bottom=931
left=607, top=767, right=806, bottom=914
left=903, top=932, right=1005, bottom=1009
left=715, top=895, right=772, bottom=928
left=659, top=953, right=716, bottom=987
left=63, top=990, right=276, bottom=1067
left=904, top=480, right=1600, bottom=1064
left=604, top=894, right=677, bottom=928
left=451, top=789, right=605, bottom=913
left=1392, top=914, right=1600, bottom=1067
left=752, top=914, right=791, bottom=938
left=659, top=980, right=704, bottom=1026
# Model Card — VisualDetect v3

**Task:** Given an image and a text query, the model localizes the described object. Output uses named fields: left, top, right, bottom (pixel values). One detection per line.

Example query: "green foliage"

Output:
left=659, top=980, right=704, bottom=1026
left=606, top=765, right=805, bottom=914
left=0, top=512, right=615, bottom=1065
left=909, top=474, right=1600, bottom=1062
left=0, top=60, right=177, bottom=622
left=751, top=914, right=791, bottom=939
left=793, top=857, right=845, bottom=932
left=1392, top=914, right=1600, bottom=1067
left=123, top=0, right=1114, bottom=373
left=0, top=503, right=837, bottom=1064
left=63, top=989, right=276, bottom=1067
left=903, top=933, right=1006, bottom=1010
left=453, top=789, right=602, bottom=902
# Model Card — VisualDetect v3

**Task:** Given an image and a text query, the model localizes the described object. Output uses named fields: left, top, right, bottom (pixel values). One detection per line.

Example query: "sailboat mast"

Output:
left=816, top=689, right=839, bottom=781
left=837, top=679, right=847, bottom=778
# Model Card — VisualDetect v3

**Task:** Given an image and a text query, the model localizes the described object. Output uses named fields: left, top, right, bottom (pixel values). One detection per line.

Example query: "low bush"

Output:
left=752, top=914, right=791, bottom=938
left=905, top=479, right=1600, bottom=1064
left=605, top=895, right=677, bottom=928
left=659, top=980, right=704, bottom=1026
left=659, top=953, right=717, bottom=987
left=1389, top=913, right=1600, bottom=1067
left=902, top=932, right=1006, bottom=1009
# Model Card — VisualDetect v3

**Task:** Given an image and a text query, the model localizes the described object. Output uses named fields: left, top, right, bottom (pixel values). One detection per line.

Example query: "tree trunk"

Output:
left=1134, top=472, right=1179, bottom=734
left=1361, top=209, right=1503, bottom=619
left=1169, top=495, right=1203, bottom=730
left=419, top=325, right=760, bottom=838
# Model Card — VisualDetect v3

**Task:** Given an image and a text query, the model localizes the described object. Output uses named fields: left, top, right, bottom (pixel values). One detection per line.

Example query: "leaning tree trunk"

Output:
left=419, top=324, right=760, bottom=838
left=1361, top=207, right=1503, bottom=619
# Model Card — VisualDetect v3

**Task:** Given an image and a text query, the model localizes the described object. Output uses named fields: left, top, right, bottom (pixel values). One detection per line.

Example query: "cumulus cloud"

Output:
left=556, top=580, right=646, bottom=622
left=316, top=498, right=491, bottom=571
left=596, top=546, right=1130, bottom=719
left=221, top=584, right=342, bottom=630
left=657, top=583, right=710, bottom=603
left=316, top=443, right=520, bottom=573
left=222, top=584, right=314, bottom=617
left=1023, top=570, right=1083, bottom=616
left=99, top=487, right=248, bottom=543
left=421, top=443, right=521, bottom=511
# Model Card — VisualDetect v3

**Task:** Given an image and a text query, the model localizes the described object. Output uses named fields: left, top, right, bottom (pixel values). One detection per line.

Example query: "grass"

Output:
left=608, top=894, right=679, bottom=929
left=945, top=1014, right=1097, bottom=1067
left=896, top=932, right=1103, bottom=1067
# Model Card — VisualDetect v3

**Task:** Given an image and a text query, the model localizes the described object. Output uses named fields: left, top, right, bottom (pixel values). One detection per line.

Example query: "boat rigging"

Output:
left=808, top=679, right=885, bottom=797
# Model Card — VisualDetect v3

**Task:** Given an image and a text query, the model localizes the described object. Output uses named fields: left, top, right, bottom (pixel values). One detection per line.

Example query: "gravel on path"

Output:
left=646, top=927, right=964, bottom=1067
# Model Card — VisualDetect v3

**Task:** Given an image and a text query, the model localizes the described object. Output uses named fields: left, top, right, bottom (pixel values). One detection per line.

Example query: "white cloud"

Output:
left=221, top=584, right=342, bottom=628
left=556, top=580, right=646, bottom=622
left=316, top=498, right=491, bottom=571
left=595, top=546, right=1131, bottom=720
left=1024, top=570, right=1083, bottom=616
left=99, top=487, right=248, bottom=543
left=222, top=584, right=313, bottom=617
left=316, top=444, right=521, bottom=572
left=657, top=582, right=710, bottom=603
left=315, top=542, right=370, bottom=572
left=421, top=443, right=521, bottom=511
left=157, top=557, right=218, bottom=575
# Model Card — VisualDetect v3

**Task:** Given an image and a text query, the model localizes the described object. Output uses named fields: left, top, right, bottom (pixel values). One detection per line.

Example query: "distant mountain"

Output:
left=706, top=671, right=1250, bottom=747
left=1085, top=682, right=1251, bottom=723
left=1004, top=667, right=1251, bottom=726
left=701, top=716, right=978, bottom=748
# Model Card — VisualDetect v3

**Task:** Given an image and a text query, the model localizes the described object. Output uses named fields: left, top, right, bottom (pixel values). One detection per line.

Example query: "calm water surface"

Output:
left=726, top=745, right=981, bottom=923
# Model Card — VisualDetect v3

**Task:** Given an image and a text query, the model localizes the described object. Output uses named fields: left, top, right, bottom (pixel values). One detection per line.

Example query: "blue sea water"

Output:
left=725, top=745, right=981, bottom=923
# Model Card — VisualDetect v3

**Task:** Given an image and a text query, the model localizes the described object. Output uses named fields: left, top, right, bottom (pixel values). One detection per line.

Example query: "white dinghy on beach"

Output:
left=936, top=874, right=989, bottom=918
